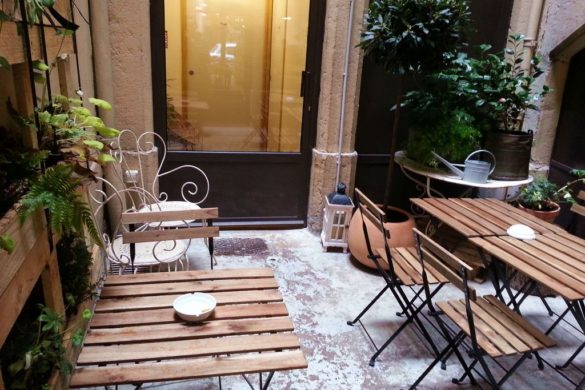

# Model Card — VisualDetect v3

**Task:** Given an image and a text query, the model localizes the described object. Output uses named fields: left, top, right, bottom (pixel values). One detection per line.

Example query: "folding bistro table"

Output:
left=412, top=197, right=585, bottom=387
left=70, top=268, right=307, bottom=389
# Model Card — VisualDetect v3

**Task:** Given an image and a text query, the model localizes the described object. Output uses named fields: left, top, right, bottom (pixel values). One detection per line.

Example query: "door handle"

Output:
left=300, top=70, right=310, bottom=97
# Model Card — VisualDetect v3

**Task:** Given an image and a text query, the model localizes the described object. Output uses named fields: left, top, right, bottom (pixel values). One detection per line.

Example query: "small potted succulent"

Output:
left=516, top=170, right=585, bottom=222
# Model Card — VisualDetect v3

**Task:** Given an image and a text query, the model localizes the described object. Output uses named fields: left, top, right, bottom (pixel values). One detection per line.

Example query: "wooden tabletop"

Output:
left=70, top=268, right=307, bottom=388
left=411, top=198, right=566, bottom=238
left=470, top=234, right=585, bottom=301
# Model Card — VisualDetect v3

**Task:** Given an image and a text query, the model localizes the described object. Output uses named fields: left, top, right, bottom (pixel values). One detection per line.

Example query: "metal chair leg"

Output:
left=347, top=285, right=390, bottom=326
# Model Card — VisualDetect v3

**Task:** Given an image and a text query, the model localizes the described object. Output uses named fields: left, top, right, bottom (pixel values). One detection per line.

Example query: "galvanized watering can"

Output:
left=431, top=150, right=496, bottom=184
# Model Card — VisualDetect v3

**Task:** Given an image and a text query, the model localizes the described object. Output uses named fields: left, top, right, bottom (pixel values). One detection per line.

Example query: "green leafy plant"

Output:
left=359, top=0, right=471, bottom=208
left=19, top=164, right=100, bottom=244
left=462, top=35, right=550, bottom=133
left=518, top=170, right=585, bottom=211
left=3, top=305, right=89, bottom=389
left=56, top=232, right=96, bottom=314
left=406, top=110, right=482, bottom=167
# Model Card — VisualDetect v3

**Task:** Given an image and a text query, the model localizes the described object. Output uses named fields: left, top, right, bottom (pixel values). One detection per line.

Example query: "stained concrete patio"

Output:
left=98, top=229, right=585, bottom=389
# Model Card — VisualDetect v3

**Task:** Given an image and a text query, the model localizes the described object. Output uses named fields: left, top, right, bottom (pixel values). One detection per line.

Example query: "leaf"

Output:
left=0, top=234, right=15, bottom=253
left=72, top=107, right=91, bottom=117
left=89, top=98, right=112, bottom=110
left=95, top=126, right=120, bottom=138
left=82, top=116, right=104, bottom=127
left=50, top=113, right=68, bottom=126
left=82, top=308, right=93, bottom=320
left=72, top=329, right=84, bottom=346
left=0, top=56, right=10, bottom=69
left=33, top=73, right=46, bottom=84
left=97, top=153, right=115, bottom=164
left=33, top=60, right=50, bottom=72
left=84, top=140, right=104, bottom=150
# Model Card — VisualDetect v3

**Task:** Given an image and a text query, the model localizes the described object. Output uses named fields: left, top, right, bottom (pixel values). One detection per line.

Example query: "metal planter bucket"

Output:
left=486, top=131, right=533, bottom=181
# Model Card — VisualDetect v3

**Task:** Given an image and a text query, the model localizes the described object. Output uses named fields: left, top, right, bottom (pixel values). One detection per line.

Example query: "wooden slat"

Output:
left=100, top=277, right=278, bottom=298
left=437, top=300, right=502, bottom=357
left=489, top=236, right=585, bottom=295
left=78, top=333, right=300, bottom=365
left=84, top=316, right=294, bottom=345
left=470, top=237, right=582, bottom=300
left=501, top=237, right=585, bottom=280
left=105, top=268, right=275, bottom=286
left=484, top=296, right=555, bottom=348
left=95, top=289, right=283, bottom=313
left=123, top=226, right=219, bottom=244
left=472, top=299, right=538, bottom=352
left=400, top=247, right=449, bottom=284
left=410, top=198, right=478, bottom=237
left=433, top=199, right=497, bottom=236
left=415, top=229, right=474, bottom=272
left=481, top=199, right=565, bottom=234
left=122, top=208, right=218, bottom=224
left=420, top=248, right=476, bottom=301
left=539, top=233, right=585, bottom=257
left=90, top=302, right=289, bottom=328
left=451, top=198, right=510, bottom=235
left=71, top=350, right=307, bottom=388
left=571, top=203, right=585, bottom=218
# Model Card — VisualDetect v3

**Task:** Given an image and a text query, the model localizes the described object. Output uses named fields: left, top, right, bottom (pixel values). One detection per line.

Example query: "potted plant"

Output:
left=464, top=35, right=550, bottom=180
left=516, top=170, right=585, bottom=222
left=348, top=0, right=471, bottom=268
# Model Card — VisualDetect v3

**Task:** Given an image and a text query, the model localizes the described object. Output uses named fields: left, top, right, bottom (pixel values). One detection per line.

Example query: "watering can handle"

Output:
left=465, top=149, right=496, bottom=175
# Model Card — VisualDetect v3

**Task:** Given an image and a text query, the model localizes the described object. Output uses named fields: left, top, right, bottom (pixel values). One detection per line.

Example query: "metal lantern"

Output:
left=321, top=183, right=354, bottom=252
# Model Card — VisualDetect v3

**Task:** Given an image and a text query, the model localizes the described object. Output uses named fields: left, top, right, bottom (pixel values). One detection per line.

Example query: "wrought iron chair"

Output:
left=411, top=228, right=555, bottom=389
left=87, top=178, right=218, bottom=274
left=105, top=130, right=217, bottom=269
left=347, top=189, right=448, bottom=366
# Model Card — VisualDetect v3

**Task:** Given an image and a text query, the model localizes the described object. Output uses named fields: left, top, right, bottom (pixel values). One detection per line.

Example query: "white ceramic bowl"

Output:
left=507, top=224, right=536, bottom=240
left=173, top=293, right=216, bottom=322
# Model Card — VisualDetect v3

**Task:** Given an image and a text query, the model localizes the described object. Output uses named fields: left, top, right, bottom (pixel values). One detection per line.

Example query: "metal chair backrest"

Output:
left=414, top=228, right=476, bottom=300
left=413, top=228, right=482, bottom=348
left=109, top=130, right=210, bottom=208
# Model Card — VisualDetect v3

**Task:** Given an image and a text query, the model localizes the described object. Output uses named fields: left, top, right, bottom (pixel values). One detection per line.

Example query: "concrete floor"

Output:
left=105, top=229, right=585, bottom=389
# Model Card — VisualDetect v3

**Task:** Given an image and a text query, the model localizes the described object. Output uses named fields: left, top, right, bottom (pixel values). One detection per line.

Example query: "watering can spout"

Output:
left=431, top=151, right=465, bottom=178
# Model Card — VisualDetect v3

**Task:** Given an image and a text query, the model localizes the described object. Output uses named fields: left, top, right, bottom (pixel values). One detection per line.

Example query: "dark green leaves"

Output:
left=360, top=0, right=471, bottom=75
left=0, top=234, right=15, bottom=253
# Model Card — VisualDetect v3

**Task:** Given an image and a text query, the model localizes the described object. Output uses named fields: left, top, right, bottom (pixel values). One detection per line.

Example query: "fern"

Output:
left=19, top=165, right=102, bottom=246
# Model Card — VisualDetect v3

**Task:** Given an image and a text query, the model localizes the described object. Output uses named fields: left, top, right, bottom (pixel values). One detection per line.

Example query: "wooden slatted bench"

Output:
left=70, top=268, right=307, bottom=388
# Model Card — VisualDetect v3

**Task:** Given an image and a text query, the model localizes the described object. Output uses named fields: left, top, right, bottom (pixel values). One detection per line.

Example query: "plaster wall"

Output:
left=307, top=0, right=365, bottom=230
left=511, top=0, right=585, bottom=174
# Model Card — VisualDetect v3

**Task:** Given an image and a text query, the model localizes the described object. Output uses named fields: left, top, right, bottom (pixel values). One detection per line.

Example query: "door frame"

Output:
left=149, top=0, right=326, bottom=227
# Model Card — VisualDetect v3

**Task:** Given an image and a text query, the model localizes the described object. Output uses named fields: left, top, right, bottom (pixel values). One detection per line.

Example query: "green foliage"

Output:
left=457, top=35, right=549, bottom=132
left=4, top=305, right=70, bottom=389
left=0, top=126, right=48, bottom=215
left=0, top=234, right=15, bottom=253
left=19, top=165, right=101, bottom=245
left=406, top=110, right=482, bottom=167
left=56, top=232, right=96, bottom=314
left=518, top=170, right=585, bottom=211
left=360, top=0, right=471, bottom=75
left=37, top=94, right=119, bottom=176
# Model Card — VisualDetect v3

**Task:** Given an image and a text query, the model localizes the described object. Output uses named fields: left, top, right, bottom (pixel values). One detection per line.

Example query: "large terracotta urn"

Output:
left=348, top=206, right=416, bottom=269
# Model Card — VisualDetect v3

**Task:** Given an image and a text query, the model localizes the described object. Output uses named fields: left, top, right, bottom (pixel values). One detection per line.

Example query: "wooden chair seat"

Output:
left=437, top=295, right=555, bottom=358
left=377, top=246, right=449, bottom=286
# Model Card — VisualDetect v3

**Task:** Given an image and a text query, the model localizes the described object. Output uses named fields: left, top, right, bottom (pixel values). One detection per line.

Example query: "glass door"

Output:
left=151, top=0, right=324, bottom=225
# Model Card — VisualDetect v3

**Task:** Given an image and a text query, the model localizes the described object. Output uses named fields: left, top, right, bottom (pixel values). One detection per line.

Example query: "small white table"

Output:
left=395, top=151, right=533, bottom=200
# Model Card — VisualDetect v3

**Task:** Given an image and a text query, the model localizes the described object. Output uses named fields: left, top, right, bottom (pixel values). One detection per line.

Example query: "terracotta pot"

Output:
left=348, top=206, right=416, bottom=269
left=517, top=202, right=561, bottom=223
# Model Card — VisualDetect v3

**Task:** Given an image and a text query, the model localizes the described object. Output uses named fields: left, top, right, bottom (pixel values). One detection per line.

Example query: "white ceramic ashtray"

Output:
left=173, top=293, right=216, bottom=322
left=507, top=224, right=536, bottom=240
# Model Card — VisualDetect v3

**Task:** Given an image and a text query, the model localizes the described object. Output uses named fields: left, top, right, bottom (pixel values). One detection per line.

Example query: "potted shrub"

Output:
left=516, top=170, right=585, bottom=223
left=348, top=0, right=471, bottom=268
left=464, top=35, right=550, bottom=180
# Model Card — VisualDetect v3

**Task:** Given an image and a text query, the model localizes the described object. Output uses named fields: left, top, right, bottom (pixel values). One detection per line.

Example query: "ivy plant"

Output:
left=518, top=170, right=585, bottom=211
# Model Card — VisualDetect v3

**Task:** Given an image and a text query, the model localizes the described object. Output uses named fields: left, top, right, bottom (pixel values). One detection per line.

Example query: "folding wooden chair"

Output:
left=347, top=189, right=449, bottom=366
left=568, top=190, right=585, bottom=234
left=411, top=228, right=556, bottom=389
